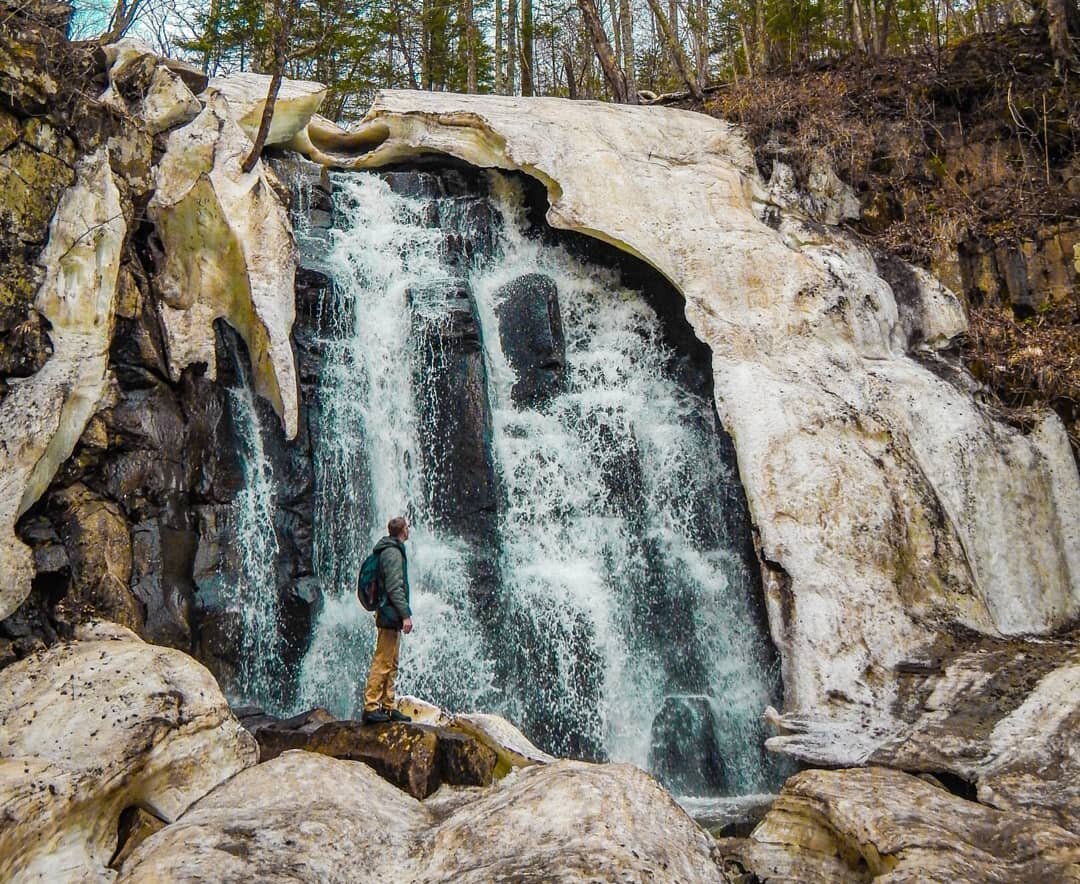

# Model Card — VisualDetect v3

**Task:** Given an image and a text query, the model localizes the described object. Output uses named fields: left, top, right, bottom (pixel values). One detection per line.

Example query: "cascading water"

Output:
left=223, top=346, right=288, bottom=712
left=227, top=161, right=786, bottom=800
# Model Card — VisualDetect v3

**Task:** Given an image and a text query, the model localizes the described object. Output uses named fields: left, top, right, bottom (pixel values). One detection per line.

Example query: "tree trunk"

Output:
left=1046, top=0, right=1077, bottom=76
left=608, top=0, right=623, bottom=72
left=563, top=49, right=579, bottom=98
left=421, top=0, right=433, bottom=88
left=577, top=0, right=630, bottom=101
left=198, top=0, right=221, bottom=73
left=495, top=0, right=504, bottom=92
left=644, top=0, right=703, bottom=100
left=689, top=0, right=708, bottom=86
left=619, top=0, right=638, bottom=101
left=521, top=0, right=534, bottom=95
left=242, top=7, right=291, bottom=174
left=507, top=0, right=519, bottom=93
left=103, top=0, right=145, bottom=43
left=464, top=0, right=478, bottom=92
left=754, top=0, right=768, bottom=72
left=873, top=0, right=894, bottom=54
left=739, top=21, right=756, bottom=75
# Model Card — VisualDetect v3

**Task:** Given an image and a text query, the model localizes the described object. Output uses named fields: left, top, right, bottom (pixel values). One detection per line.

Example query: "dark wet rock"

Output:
left=439, top=197, right=499, bottom=266
left=648, top=695, right=729, bottom=797
left=432, top=728, right=499, bottom=788
left=129, top=517, right=195, bottom=649
left=0, top=310, right=50, bottom=378
left=50, top=483, right=141, bottom=633
left=379, top=169, right=445, bottom=200
left=408, top=277, right=497, bottom=541
left=109, top=807, right=166, bottom=871
left=159, top=57, right=208, bottom=95
left=246, top=713, right=498, bottom=799
left=495, top=273, right=566, bottom=407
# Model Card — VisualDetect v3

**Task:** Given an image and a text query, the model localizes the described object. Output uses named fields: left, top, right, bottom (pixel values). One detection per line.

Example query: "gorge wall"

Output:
left=0, top=6, right=1078, bottom=880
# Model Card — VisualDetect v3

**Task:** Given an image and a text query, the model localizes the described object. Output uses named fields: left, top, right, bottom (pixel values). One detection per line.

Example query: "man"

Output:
left=362, top=516, right=414, bottom=724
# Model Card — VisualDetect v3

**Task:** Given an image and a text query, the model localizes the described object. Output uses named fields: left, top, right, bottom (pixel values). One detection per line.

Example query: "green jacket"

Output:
left=374, top=535, right=411, bottom=629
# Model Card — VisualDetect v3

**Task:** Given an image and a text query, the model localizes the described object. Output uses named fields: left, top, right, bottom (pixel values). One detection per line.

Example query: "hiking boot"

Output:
left=388, top=709, right=412, bottom=723
left=362, top=709, right=391, bottom=724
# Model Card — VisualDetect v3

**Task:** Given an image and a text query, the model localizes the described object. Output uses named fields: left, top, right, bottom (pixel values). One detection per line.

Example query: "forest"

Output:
left=71, top=0, right=1079, bottom=121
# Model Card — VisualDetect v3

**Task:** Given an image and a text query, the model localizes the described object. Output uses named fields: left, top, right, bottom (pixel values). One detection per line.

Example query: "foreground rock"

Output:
left=241, top=709, right=498, bottom=798
left=0, top=622, right=257, bottom=881
left=293, top=91, right=1080, bottom=790
left=118, top=751, right=721, bottom=882
left=723, top=767, right=1080, bottom=882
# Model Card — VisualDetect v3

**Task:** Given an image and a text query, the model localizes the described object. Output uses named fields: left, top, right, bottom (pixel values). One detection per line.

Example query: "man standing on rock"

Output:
left=362, top=517, right=414, bottom=724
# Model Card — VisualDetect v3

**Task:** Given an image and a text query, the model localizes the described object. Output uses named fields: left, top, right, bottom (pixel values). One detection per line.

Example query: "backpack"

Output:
left=356, top=549, right=383, bottom=611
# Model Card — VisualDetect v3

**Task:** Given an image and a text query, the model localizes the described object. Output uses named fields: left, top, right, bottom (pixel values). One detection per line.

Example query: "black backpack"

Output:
left=356, top=549, right=382, bottom=611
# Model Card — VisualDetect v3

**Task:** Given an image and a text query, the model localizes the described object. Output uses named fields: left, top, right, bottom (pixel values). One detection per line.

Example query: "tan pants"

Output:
left=363, top=626, right=401, bottom=712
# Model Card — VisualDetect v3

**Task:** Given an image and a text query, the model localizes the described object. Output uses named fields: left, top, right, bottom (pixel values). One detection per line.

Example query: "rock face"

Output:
left=0, top=622, right=257, bottom=882
left=148, top=90, right=300, bottom=438
left=243, top=711, right=498, bottom=799
left=117, top=751, right=722, bottom=882
left=724, top=767, right=1080, bottom=882
left=294, top=91, right=1080, bottom=795
left=0, top=147, right=125, bottom=622
left=0, top=18, right=318, bottom=666
left=495, top=272, right=566, bottom=407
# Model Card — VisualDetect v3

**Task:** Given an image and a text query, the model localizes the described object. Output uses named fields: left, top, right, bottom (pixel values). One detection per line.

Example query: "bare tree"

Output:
left=577, top=0, right=631, bottom=101
left=644, top=0, right=703, bottom=100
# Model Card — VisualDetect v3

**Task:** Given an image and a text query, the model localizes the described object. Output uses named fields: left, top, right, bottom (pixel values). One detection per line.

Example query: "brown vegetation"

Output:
left=709, top=23, right=1080, bottom=450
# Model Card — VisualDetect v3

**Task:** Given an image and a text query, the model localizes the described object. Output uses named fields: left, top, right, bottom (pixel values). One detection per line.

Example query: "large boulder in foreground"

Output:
left=118, top=751, right=721, bottom=882
left=0, top=622, right=258, bottom=881
left=723, top=767, right=1080, bottom=882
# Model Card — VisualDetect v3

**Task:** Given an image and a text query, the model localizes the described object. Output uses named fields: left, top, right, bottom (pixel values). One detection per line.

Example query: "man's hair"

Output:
left=388, top=516, right=408, bottom=538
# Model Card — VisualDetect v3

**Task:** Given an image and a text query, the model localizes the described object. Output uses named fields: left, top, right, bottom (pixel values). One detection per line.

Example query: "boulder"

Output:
left=495, top=272, right=566, bottom=407
left=148, top=92, right=299, bottom=438
left=208, top=72, right=326, bottom=147
left=0, top=624, right=257, bottom=881
left=0, top=148, right=125, bottom=621
left=117, top=752, right=721, bottom=882
left=725, top=767, right=1080, bottom=882
left=102, top=41, right=202, bottom=135
left=448, top=710, right=557, bottom=774
left=247, top=714, right=497, bottom=798
left=870, top=635, right=1080, bottom=833
left=295, top=91, right=1080, bottom=792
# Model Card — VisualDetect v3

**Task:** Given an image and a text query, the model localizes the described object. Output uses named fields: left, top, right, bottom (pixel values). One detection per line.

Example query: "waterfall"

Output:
left=227, top=163, right=786, bottom=797
left=223, top=346, right=287, bottom=712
